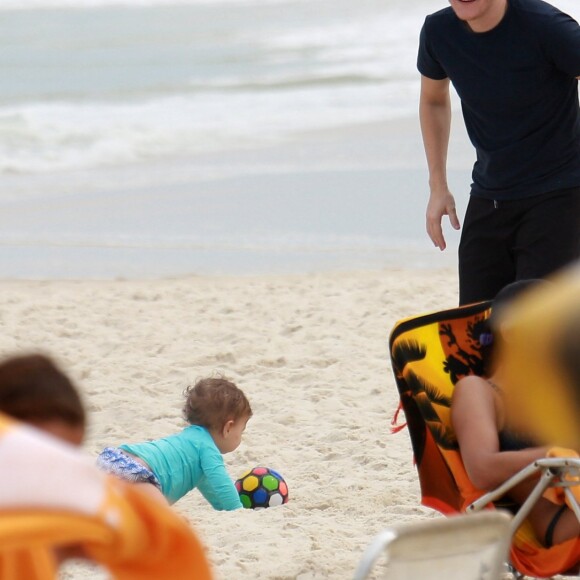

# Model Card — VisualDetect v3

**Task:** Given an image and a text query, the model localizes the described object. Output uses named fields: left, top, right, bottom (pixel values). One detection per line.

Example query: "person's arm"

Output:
left=419, top=74, right=460, bottom=251
left=540, top=10, right=580, bottom=80
left=197, top=446, right=242, bottom=511
left=451, top=376, right=549, bottom=491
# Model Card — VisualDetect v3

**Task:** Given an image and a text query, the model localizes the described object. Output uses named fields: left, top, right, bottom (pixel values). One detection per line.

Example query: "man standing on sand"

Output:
left=417, top=0, right=580, bottom=305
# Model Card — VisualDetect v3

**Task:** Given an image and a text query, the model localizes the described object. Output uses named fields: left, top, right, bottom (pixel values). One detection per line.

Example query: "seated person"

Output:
left=452, top=280, right=580, bottom=548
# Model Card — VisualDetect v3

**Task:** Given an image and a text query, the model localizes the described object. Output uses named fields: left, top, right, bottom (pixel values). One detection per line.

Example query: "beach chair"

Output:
left=353, top=510, right=512, bottom=580
left=389, top=302, right=580, bottom=579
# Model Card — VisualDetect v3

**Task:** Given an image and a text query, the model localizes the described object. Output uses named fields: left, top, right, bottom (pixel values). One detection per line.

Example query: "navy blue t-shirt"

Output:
left=418, top=0, right=580, bottom=200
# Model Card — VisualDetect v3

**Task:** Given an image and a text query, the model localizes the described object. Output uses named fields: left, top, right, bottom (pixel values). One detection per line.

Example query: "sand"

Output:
left=0, top=267, right=463, bottom=579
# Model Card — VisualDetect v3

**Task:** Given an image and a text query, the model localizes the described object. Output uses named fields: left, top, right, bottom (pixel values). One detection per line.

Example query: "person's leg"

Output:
left=134, top=481, right=169, bottom=505
left=458, top=196, right=516, bottom=305
left=514, top=187, right=580, bottom=281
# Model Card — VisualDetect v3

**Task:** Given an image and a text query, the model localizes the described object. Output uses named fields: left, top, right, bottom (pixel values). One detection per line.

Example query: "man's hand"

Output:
left=426, top=189, right=461, bottom=250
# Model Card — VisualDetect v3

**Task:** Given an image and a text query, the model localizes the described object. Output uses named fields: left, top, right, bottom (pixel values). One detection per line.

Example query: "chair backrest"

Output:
left=389, top=301, right=492, bottom=514
left=353, top=510, right=512, bottom=580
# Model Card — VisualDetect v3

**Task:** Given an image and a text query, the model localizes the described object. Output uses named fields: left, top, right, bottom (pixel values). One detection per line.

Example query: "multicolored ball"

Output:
left=235, top=466, right=289, bottom=509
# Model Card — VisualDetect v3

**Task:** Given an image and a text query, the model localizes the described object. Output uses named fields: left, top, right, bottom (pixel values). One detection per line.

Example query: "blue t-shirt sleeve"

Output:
left=417, top=17, right=448, bottom=80
left=197, top=446, right=242, bottom=511
left=541, top=10, right=580, bottom=77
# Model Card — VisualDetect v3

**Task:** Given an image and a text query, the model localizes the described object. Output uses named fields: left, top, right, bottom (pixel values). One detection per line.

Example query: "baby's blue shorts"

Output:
left=96, top=447, right=162, bottom=490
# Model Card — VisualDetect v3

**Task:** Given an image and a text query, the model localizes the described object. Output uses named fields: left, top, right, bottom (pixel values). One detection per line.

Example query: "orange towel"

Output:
left=543, top=447, right=580, bottom=509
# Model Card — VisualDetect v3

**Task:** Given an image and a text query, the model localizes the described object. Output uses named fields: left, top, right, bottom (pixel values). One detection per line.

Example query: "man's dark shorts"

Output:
left=458, top=187, right=580, bottom=305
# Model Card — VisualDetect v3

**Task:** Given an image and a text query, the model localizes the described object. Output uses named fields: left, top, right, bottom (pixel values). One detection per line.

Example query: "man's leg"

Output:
left=514, top=187, right=580, bottom=281
left=458, top=196, right=516, bottom=305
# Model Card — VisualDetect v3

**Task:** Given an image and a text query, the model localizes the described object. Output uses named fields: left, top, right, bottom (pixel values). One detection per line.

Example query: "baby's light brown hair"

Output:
left=182, top=376, right=252, bottom=431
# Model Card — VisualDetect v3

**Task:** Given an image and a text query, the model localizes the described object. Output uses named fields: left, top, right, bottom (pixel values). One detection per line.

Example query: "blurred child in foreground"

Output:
left=0, top=352, right=212, bottom=579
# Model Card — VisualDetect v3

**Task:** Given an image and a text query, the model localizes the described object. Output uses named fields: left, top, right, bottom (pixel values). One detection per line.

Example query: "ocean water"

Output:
left=1, top=0, right=578, bottom=278
left=2, top=0, right=428, bottom=175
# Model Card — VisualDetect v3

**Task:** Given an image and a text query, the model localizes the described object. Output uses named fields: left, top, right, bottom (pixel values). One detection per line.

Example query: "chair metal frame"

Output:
left=467, top=457, right=580, bottom=542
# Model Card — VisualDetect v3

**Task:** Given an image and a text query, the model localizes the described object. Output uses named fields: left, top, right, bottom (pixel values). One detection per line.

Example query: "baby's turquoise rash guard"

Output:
left=120, top=425, right=242, bottom=510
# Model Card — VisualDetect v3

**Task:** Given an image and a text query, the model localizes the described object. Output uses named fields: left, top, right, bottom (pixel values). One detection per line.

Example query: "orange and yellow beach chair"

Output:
left=389, top=301, right=580, bottom=578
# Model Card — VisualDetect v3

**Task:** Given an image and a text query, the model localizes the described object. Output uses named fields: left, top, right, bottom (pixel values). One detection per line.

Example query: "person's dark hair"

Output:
left=480, top=279, right=547, bottom=374
left=0, top=354, right=85, bottom=427
left=489, top=280, right=546, bottom=330
left=182, top=376, right=252, bottom=431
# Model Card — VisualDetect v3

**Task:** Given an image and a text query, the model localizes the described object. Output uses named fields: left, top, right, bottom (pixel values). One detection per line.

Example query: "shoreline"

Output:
left=0, top=243, right=460, bottom=281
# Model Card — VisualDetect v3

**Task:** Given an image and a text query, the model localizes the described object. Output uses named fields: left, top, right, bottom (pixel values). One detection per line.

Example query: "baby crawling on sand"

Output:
left=97, top=376, right=252, bottom=510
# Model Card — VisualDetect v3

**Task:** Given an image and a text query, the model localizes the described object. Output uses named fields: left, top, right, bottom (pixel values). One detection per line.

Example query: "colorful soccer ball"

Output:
left=235, top=466, right=289, bottom=509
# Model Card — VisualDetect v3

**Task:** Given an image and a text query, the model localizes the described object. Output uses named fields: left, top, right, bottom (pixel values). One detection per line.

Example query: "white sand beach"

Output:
left=0, top=268, right=458, bottom=579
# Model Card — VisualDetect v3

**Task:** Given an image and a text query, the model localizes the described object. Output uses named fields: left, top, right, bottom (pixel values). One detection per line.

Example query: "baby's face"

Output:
left=31, top=420, right=85, bottom=446
left=215, top=415, right=250, bottom=454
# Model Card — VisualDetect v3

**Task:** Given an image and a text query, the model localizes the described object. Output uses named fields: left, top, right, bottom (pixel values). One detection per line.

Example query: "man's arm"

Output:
left=419, top=74, right=460, bottom=251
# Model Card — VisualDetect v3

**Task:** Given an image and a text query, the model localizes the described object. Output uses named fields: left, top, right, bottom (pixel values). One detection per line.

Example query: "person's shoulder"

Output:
left=182, top=425, right=221, bottom=452
left=168, top=424, right=205, bottom=449
left=181, top=424, right=208, bottom=439
left=421, top=6, right=461, bottom=43
left=424, top=6, right=455, bottom=27
left=513, top=0, right=566, bottom=15
left=456, top=374, right=488, bottom=387
left=454, top=375, right=491, bottom=398
left=426, top=5, right=454, bottom=19
left=512, top=0, right=575, bottom=26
